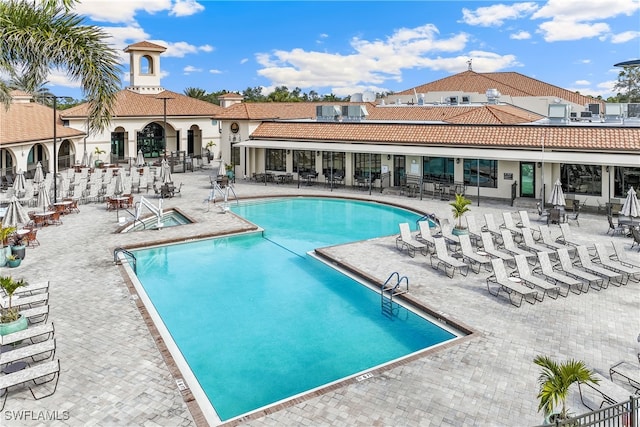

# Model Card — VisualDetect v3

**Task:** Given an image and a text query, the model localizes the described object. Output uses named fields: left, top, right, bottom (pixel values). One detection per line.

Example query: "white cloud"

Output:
left=147, top=40, right=210, bottom=58
left=256, top=24, right=520, bottom=95
left=183, top=65, right=202, bottom=74
left=73, top=0, right=172, bottom=24
left=510, top=31, right=531, bottom=40
left=531, top=0, right=640, bottom=42
left=460, top=2, right=538, bottom=27
left=611, top=31, right=640, bottom=43
left=199, top=45, right=214, bottom=53
left=170, top=0, right=205, bottom=17
left=575, top=80, right=590, bottom=85
left=240, top=58, right=249, bottom=65
left=580, top=59, right=592, bottom=64
left=209, top=69, right=222, bottom=75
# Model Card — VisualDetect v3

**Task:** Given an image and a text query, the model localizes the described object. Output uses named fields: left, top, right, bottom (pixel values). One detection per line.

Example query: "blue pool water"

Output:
left=133, top=198, right=459, bottom=421
left=123, top=209, right=192, bottom=232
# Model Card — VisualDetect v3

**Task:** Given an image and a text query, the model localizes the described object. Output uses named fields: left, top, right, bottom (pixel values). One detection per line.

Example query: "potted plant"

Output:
left=449, top=193, right=472, bottom=235
left=94, top=146, right=106, bottom=167
left=205, top=140, right=216, bottom=160
left=0, top=226, right=16, bottom=267
left=534, top=355, right=600, bottom=424
left=0, top=275, right=27, bottom=335
left=6, top=254, right=21, bottom=268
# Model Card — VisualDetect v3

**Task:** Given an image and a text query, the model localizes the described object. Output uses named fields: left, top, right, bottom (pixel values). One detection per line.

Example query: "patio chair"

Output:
left=557, top=223, right=591, bottom=248
left=464, top=215, right=483, bottom=246
left=520, top=228, right=556, bottom=259
left=557, top=248, right=605, bottom=291
left=513, top=254, right=560, bottom=300
left=480, top=232, right=514, bottom=267
left=566, top=205, right=581, bottom=227
left=578, top=371, right=632, bottom=411
left=415, top=220, right=435, bottom=254
left=632, top=227, right=640, bottom=250
left=610, top=241, right=640, bottom=268
left=482, top=213, right=504, bottom=243
left=547, top=208, right=561, bottom=225
left=592, top=243, right=640, bottom=283
left=538, top=225, right=571, bottom=252
left=23, top=228, right=40, bottom=248
left=536, top=251, right=583, bottom=295
left=395, top=222, right=428, bottom=258
left=439, top=219, right=460, bottom=253
left=502, top=212, right=523, bottom=242
left=0, top=359, right=60, bottom=411
left=429, top=237, right=469, bottom=278
left=517, top=210, right=541, bottom=240
left=575, top=245, right=625, bottom=286
left=500, top=230, right=537, bottom=265
left=606, top=215, right=627, bottom=236
left=486, top=258, right=540, bottom=307
left=458, top=233, right=491, bottom=274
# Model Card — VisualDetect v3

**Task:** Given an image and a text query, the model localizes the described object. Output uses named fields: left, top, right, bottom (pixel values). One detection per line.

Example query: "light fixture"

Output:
left=537, top=162, right=542, bottom=168
left=606, top=166, right=610, bottom=172
left=456, top=158, right=460, bottom=164
left=387, top=154, right=391, bottom=160
left=316, top=151, right=321, bottom=156
left=286, top=149, right=291, bottom=155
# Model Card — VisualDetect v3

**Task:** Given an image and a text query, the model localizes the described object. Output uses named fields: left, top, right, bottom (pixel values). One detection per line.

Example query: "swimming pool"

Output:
left=132, top=197, right=463, bottom=422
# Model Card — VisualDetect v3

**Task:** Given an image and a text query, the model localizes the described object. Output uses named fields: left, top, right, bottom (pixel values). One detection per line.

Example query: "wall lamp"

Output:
left=387, top=154, right=391, bottom=160
left=286, top=149, right=291, bottom=155
left=605, top=166, right=610, bottom=172
left=456, top=158, right=461, bottom=164
left=316, top=151, right=321, bottom=156
left=537, top=162, right=542, bottom=168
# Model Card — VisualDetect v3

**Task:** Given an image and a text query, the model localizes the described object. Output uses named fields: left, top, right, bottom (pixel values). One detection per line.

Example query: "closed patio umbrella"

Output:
left=114, top=173, right=123, bottom=195
left=620, top=186, right=639, bottom=218
left=548, top=179, right=566, bottom=208
left=33, top=162, right=44, bottom=185
left=12, top=169, right=26, bottom=197
left=81, top=151, right=90, bottom=167
left=136, top=150, right=145, bottom=167
left=2, top=196, right=30, bottom=227
left=161, top=160, right=172, bottom=184
left=36, top=182, right=51, bottom=212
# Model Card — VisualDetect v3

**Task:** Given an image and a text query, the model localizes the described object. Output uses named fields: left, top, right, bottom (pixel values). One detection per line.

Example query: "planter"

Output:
left=0, top=246, right=9, bottom=267
left=11, top=244, right=26, bottom=261
left=451, top=227, right=469, bottom=236
left=0, top=315, right=28, bottom=336
left=7, top=258, right=21, bottom=268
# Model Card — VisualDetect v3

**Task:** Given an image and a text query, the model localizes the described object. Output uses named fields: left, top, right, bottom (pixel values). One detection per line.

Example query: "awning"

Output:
left=236, top=139, right=639, bottom=166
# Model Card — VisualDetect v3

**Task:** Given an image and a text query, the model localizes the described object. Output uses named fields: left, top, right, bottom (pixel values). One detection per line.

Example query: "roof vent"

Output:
left=486, top=89, right=500, bottom=104
left=548, top=103, right=570, bottom=124
left=341, top=105, right=368, bottom=121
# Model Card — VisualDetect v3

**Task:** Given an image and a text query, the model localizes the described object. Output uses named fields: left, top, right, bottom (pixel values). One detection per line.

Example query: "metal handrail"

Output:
left=114, top=247, right=137, bottom=273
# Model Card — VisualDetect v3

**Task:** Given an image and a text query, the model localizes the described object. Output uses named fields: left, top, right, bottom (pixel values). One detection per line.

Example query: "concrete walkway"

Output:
left=3, top=168, right=639, bottom=426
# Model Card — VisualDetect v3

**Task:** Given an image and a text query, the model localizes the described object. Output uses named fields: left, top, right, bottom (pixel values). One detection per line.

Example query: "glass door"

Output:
left=520, top=162, right=536, bottom=197
left=393, top=155, right=406, bottom=187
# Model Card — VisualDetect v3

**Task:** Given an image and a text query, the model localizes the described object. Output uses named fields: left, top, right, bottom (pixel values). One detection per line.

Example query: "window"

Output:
left=614, top=166, right=640, bottom=197
left=140, top=55, right=153, bottom=74
left=137, top=123, right=164, bottom=157
left=266, top=149, right=286, bottom=172
left=423, top=157, right=455, bottom=183
left=111, top=132, right=125, bottom=159
left=354, top=153, right=381, bottom=180
left=463, top=159, right=497, bottom=188
left=230, top=143, right=240, bottom=169
left=321, top=152, right=345, bottom=176
left=293, top=150, right=314, bottom=173
left=561, top=164, right=601, bottom=196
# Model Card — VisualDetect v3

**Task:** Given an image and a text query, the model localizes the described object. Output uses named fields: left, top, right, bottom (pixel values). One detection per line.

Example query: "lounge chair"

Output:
left=486, top=258, right=540, bottom=307
left=536, top=251, right=583, bottom=296
left=482, top=213, right=504, bottom=243
left=538, top=224, right=571, bottom=252
left=578, top=371, right=632, bottom=411
left=500, top=230, right=537, bottom=265
left=609, top=360, right=640, bottom=393
left=520, top=227, right=556, bottom=258
left=610, top=241, right=640, bottom=268
left=0, top=322, right=55, bottom=347
left=0, top=338, right=56, bottom=367
left=557, top=223, right=591, bottom=248
left=458, top=233, right=491, bottom=274
left=480, top=232, right=514, bottom=266
left=502, top=212, right=523, bottom=242
left=512, top=254, right=559, bottom=300
left=575, top=245, right=625, bottom=286
left=429, top=237, right=469, bottom=278
left=0, top=359, right=60, bottom=411
left=439, top=219, right=461, bottom=253
left=517, top=210, right=541, bottom=240
left=8, top=281, right=49, bottom=297
left=464, top=215, right=483, bottom=246
left=1, top=292, right=48, bottom=312
left=557, top=248, right=605, bottom=291
left=592, top=243, right=640, bottom=283
left=415, top=220, right=436, bottom=253
left=18, top=305, right=50, bottom=326
left=395, top=222, right=428, bottom=258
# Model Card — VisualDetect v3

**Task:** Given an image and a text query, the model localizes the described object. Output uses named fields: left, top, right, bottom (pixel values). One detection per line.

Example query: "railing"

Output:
left=113, top=247, right=137, bottom=274
left=533, top=395, right=639, bottom=427
left=380, top=272, right=409, bottom=318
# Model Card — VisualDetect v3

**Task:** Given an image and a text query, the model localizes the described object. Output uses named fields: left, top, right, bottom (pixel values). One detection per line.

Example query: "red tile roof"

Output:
left=62, top=89, right=225, bottom=119
left=397, top=70, right=602, bottom=108
left=123, top=41, right=167, bottom=52
left=250, top=122, right=640, bottom=152
left=1, top=100, right=84, bottom=144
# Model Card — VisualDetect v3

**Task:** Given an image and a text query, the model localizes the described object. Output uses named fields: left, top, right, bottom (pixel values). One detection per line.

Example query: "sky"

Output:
left=48, top=0, right=640, bottom=101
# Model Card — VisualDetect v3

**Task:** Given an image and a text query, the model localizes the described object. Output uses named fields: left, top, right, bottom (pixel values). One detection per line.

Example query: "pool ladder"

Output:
left=380, top=272, right=409, bottom=318
left=114, top=247, right=137, bottom=274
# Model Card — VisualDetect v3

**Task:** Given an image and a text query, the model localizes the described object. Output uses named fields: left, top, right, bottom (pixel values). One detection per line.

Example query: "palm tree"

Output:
left=450, top=193, right=471, bottom=230
left=534, top=355, right=600, bottom=420
left=0, top=0, right=121, bottom=133
left=183, top=87, right=208, bottom=100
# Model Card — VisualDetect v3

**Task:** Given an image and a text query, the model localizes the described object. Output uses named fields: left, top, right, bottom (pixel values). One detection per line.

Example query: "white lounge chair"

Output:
left=536, top=251, right=584, bottom=295
left=517, top=210, right=541, bottom=240
left=395, top=222, right=428, bottom=258
left=430, top=237, right=469, bottom=278
left=482, top=213, right=503, bottom=243
left=0, top=359, right=60, bottom=411
left=502, top=212, right=524, bottom=242
left=538, top=225, right=572, bottom=252
left=592, top=243, right=640, bottom=282
left=415, top=220, right=436, bottom=253
left=480, top=232, right=514, bottom=266
left=500, top=230, right=537, bottom=265
left=557, top=223, right=591, bottom=248
left=458, top=234, right=491, bottom=274
left=557, top=248, right=605, bottom=291
left=513, top=254, right=560, bottom=300
left=464, top=215, right=483, bottom=246
left=610, top=241, right=640, bottom=268
left=575, top=245, right=625, bottom=286
left=520, top=227, right=556, bottom=259
left=486, top=258, right=540, bottom=307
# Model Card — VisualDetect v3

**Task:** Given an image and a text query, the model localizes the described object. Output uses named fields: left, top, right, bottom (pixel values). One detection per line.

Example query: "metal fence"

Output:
left=533, top=396, right=639, bottom=427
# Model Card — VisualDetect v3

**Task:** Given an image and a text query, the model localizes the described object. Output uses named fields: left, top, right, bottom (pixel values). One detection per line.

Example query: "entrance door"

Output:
left=393, top=155, right=406, bottom=187
left=520, top=162, right=536, bottom=197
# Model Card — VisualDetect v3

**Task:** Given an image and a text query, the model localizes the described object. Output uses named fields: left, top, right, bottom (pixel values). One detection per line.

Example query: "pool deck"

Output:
left=4, top=168, right=639, bottom=426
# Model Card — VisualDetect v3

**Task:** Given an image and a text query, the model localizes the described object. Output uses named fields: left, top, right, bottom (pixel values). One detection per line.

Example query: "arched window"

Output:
left=140, top=55, right=154, bottom=74
left=137, top=123, right=165, bottom=158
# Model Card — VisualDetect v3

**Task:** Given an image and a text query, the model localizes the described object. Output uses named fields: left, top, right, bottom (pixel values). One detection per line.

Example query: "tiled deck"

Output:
left=3, top=168, right=638, bottom=426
